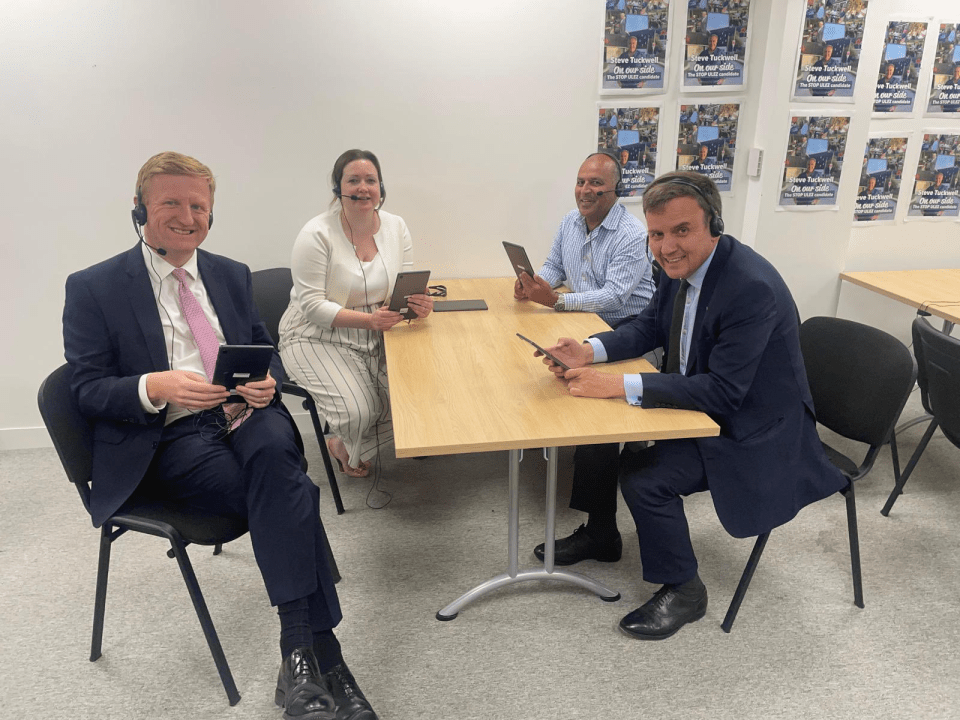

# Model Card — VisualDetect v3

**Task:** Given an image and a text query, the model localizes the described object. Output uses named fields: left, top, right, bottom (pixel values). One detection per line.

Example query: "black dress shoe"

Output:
left=619, top=574, right=708, bottom=640
left=323, top=662, right=378, bottom=720
left=533, top=524, right=622, bottom=565
left=275, top=647, right=337, bottom=720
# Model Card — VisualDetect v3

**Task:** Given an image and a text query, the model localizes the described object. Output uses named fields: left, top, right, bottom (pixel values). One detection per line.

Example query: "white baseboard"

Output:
left=0, top=427, right=53, bottom=450
left=0, top=412, right=318, bottom=452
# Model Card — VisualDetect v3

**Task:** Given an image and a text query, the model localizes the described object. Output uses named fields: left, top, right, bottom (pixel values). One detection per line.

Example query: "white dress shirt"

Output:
left=136, top=243, right=227, bottom=425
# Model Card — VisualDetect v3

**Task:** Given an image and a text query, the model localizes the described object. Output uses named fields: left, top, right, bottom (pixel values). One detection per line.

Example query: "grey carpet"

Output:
left=1, top=390, right=958, bottom=719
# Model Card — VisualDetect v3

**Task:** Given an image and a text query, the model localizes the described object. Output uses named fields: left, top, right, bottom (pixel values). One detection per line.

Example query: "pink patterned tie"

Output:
left=172, top=267, right=220, bottom=382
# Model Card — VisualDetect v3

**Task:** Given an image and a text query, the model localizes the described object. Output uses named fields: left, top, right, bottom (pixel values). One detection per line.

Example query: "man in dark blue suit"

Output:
left=63, top=152, right=377, bottom=719
left=540, top=171, right=845, bottom=640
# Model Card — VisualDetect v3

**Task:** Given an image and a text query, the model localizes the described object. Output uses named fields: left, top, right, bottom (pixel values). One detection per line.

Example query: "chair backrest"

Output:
left=913, top=316, right=960, bottom=448
left=250, top=267, right=294, bottom=349
left=911, top=316, right=933, bottom=415
left=800, top=316, right=917, bottom=448
left=37, top=364, right=95, bottom=513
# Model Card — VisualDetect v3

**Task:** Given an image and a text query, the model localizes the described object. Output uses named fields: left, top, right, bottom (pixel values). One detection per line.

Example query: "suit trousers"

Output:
left=568, top=443, right=620, bottom=517
left=135, top=404, right=342, bottom=631
left=619, top=438, right=708, bottom=586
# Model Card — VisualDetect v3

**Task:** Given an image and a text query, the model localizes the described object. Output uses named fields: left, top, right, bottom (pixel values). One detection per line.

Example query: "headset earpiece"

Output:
left=133, top=189, right=147, bottom=226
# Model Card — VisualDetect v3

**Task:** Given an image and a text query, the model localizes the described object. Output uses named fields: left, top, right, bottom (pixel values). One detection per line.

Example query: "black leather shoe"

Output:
left=533, top=524, right=622, bottom=565
left=275, top=647, right=337, bottom=720
left=323, top=662, right=378, bottom=720
left=619, top=574, right=708, bottom=640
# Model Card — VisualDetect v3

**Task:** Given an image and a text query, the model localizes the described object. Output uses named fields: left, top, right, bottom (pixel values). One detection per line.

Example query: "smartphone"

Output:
left=516, top=333, right=571, bottom=371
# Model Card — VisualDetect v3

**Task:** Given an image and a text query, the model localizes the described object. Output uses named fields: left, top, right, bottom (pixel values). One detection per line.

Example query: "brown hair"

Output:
left=135, top=151, right=216, bottom=204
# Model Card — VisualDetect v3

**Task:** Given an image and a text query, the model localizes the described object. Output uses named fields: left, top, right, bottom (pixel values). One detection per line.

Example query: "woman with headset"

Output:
left=279, top=149, right=433, bottom=477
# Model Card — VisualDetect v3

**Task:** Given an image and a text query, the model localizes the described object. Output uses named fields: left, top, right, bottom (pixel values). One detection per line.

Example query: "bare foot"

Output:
left=327, top=436, right=370, bottom=477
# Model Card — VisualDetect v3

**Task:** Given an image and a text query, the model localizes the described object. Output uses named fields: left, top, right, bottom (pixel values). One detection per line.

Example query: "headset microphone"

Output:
left=338, top=193, right=367, bottom=201
left=131, top=210, right=167, bottom=256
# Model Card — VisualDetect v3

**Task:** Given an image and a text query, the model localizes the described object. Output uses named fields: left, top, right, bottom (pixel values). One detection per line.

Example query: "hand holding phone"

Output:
left=516, top=333, right=571, bottom=371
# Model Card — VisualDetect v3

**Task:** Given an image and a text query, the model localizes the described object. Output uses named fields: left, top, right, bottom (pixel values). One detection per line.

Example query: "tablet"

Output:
left=211, top=345, right=274, bottom=392
left=433, top=299, right=488, bottom=312
left=502, top=241, right=537, bottom=279
left=516, top=333, right=571, bottom=371
left=387, top=270, right=431, bottom=316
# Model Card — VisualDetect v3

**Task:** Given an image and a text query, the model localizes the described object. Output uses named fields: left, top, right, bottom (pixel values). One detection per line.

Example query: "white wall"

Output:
left=2, top=0, right=957, bottom=448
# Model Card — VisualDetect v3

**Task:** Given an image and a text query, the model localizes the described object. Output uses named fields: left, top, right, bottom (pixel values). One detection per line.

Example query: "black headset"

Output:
left=658, top=177, right=724, bottom=237
left=132, top=188, right=214, bottom=230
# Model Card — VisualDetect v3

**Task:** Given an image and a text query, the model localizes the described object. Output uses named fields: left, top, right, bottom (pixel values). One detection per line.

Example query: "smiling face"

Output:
left=138, top=174, right=212, bottom=267
left=628, top=35, right=638, bottom=52
left=646, top=196, right=719, bottom=281
left=822, top=44, right=833, bottom=62
left=575, top=155, right=619, bottom=230
left=338, top=159, right=381, bottom=210
left=708, top=34, right=718, bottom=52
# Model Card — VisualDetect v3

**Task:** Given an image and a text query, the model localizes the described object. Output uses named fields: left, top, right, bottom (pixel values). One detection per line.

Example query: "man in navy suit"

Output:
left=539, top=171, right=845, bottom=640
left=63, top=152, right=377, bottom=719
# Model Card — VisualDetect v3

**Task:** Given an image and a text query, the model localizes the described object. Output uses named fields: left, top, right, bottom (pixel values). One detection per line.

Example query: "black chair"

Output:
left=251, top=267, right=344, bottom=515
left=38, top=364, right=245, bottom=705
left=721, top=316, right=916, bottom=632
left=882, top=316, right=960, bottom=516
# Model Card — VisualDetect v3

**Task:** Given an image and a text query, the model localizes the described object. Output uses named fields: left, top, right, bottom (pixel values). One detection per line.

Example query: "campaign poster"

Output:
left=777, top=115, right=850, bottom=209
left=853, top=136, right=908, bottom=223
left=598, top=105, right=661, bottom=198
left=676, top=103, right=739, bottom=193
left=873, top=22, right=928, bottom=114
left=682, top=0, right=752, bottom=89
left=906, top=133, right=960, bottom=219
left=601, top=0, right=670, bottom=93
left=792, top=0, right=870, bottom=101
left=925, top=24, right=960, bottom=116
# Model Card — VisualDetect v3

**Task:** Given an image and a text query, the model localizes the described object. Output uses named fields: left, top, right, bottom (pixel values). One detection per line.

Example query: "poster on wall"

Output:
left=925, top=23, right=960, bottom=116
left=872, top=21, right=928, bottom=115
left=675, top=102, right=740, bottom=193
left=853, top=136, right=909, bottom=224
left=791, top=0, right=870, bottom=101
left=601, top=0, right=670, bottom=93
left=905, top=133, right=960, bottom=220
left=682, top=0, right=752, bottom=90
left=777, top=114, right=850, bottom=210
left=598, top=105, right=661, bottom=198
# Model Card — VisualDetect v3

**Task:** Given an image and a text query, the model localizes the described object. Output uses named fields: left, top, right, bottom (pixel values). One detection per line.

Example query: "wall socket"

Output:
left=747, top=148, right=763, bottom=177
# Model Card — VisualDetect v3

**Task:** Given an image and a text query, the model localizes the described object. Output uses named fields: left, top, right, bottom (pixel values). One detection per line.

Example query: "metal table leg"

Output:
left=436, top=447, right=620, bottom=621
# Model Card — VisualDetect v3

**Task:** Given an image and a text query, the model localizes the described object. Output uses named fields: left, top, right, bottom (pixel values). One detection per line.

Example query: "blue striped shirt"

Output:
left=538, top=203, right=655, bottom=326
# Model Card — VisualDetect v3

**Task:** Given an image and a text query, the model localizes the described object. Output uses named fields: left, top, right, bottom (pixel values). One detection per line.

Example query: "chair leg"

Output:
left=881, top=419, right=938, bottom=517
left=167, top=539, right=241, bottom=706
left=213, top=544, right=223, bottom=555
left=90, top=524, right=113, bottom=662
left=843, top=483, right=864, bottom=609
left=890, top=431, right=901, bottom=483
left=305, top=399, right=345, bottom=515
left=721, top=532, right=769, bottom=633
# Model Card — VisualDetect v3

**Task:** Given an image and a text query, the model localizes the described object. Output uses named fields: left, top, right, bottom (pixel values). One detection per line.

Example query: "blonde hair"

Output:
left=135, top=151, right=216, bottom=203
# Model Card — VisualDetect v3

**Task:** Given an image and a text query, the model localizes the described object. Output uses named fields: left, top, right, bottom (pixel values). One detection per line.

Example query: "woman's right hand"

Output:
left=370, top=306, right=405, bottom=331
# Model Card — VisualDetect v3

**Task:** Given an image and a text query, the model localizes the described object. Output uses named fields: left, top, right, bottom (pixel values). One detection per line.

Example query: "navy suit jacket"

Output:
left=63, top=245, right=289, bottom=527
left=593, top=234, right=845, bottom=538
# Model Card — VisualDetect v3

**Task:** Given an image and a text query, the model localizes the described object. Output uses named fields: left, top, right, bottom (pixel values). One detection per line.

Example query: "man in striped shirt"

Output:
left=516, top=151, right=655, bottom=567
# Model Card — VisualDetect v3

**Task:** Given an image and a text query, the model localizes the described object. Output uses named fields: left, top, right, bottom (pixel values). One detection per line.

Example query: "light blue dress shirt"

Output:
left=538, top=203, right=655, bottom=327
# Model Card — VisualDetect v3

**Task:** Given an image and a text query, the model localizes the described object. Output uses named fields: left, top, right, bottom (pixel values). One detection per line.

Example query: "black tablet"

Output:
left=502, top=241, right=537, bottom=279
left=433, top=299, right=488, bottom=312
left=387, top=270, right=431, bottom=316
left=516, top=333, right=570, bottom=371
left=211, top=345, right=274, bottom=392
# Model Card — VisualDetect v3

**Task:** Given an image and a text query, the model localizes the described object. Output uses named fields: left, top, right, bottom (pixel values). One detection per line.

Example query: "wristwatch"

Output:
left=553, top=293, right=566, bottom=312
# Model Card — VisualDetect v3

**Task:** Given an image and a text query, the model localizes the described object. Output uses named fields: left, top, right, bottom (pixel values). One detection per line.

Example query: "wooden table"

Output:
left=840, top=269, right=960, bottom=330
left=384, top=278, right=719, bottom=620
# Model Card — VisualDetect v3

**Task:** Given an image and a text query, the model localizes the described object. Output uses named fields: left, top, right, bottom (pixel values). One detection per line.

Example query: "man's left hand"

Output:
left=518, top=273, right=559, bottom=308
left=234, top=370, right=277, bottom=409
left=563, top=367, right=626, bottom=399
